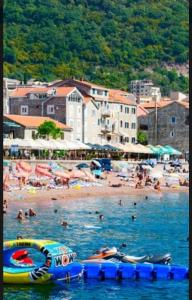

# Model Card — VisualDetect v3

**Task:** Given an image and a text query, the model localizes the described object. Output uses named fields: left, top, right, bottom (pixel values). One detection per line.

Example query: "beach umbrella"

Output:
left=35, top=166, right=53, bottom=178
left=91, top=160, right=101, bottom=167
left=103, top=144, right=121, bottom=151
left=18, top=161, right=32, bottom=173
left=69, top=170, right=87, bottom=179
left=52, top=171, right=70, bottom=179
left=36, top=163, right=51, bottom=170
left=76, top=163, right=90, bottom=169
left=164, top=145, right=182, bottom=156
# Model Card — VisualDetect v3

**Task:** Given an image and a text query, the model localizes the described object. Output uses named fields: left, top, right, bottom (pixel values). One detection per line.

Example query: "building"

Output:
left=138, top=101, right=189, bottom=153
left=170, top=91, right=188, bottom=102
left=8, top=79, right=138, bottom=145
left=130, top=79, right=161, bottom=103
left=3, top=114, right=72, bottom=140
left=51, top=79, right=138, bottom=144
left=3, top=78, right=20, bottom=114
left=9, top=86, right=84, bottom=141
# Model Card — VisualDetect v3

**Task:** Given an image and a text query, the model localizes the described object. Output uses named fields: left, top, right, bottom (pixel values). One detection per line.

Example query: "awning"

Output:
left=164, top=145, right=182, bottom=155
left=3, top=121, right=21, bottom=128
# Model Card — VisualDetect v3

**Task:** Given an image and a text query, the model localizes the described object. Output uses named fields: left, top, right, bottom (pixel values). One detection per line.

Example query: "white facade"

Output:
left=66, top=91, right=83, bottom=142
left=3, top=78, right=20, bottom=114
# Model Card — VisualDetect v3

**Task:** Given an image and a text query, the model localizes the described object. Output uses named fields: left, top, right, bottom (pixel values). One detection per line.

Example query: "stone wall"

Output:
left=147, top=102, right=189, bottom=152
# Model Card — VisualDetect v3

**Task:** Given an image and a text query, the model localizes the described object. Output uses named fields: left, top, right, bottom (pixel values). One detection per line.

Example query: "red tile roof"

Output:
left=137, top=105, right=149, bottom=117
left=141, top=100, right=172, bottom=109
left=4, top=114, right=71, bottom=130
left=72, top=79, right=109, bottom=90
left=10, top=86, right=76, bottom=98
left=109, top=89, right=136, bottom=105
left=142, top=100, right=189, bottom=110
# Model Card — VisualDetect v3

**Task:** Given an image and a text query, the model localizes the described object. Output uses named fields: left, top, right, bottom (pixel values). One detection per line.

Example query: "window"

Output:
left=32, top=131, right=36, bottom=139
left=131, top=107, right=136, bottom=114
left=125, top=107, right=129, bottom=114
left=69, top=120, right=74, bottom=128
left=131, top=123, right=136, bottom=129
left=21, top=105, right=28, bottom=115
left=132, top=137, right=136, bottom=143
left=120, top=105, right=123, bottom=112
left=125, top=122, right=129, bottom=128
left=120, top=120, right=123, bottom=127
left=47, top=105, right=55, bottom=114
left=97, top=90, right=103, bottom=96
left=171, top=116, right=176, bottom=124
left=104, top=91, right=108, bottom=96
left=92, top=88, right=96, bottom=95
left=124, top=137, right=129, bottom=143
left=170, top=131, right=174, bottom=137
left=77, top=106, right=81, bottom=115
left=98, top=119, right=100, bottom=126
left=60, top=132, right=64, bottom=140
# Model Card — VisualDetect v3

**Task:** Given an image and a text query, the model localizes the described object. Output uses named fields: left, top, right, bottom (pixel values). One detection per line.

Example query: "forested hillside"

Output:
left=3, top=0, right=189, bottom=95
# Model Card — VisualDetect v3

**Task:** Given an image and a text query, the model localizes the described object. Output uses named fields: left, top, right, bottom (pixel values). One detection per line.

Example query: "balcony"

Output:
left=101, top=125, right=112, bottom=134
left=101, top=109, right=111, bottom=118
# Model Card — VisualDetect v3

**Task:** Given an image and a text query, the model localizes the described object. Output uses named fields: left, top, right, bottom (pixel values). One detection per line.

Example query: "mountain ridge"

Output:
left=3, top=0, right=189, bottom=95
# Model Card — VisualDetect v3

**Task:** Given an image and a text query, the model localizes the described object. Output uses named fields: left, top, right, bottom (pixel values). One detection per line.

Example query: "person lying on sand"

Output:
left=109, top=183, right=123, bottom=188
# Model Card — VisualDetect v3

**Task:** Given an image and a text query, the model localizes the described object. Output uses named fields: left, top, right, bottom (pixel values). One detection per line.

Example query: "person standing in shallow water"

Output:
left=99, top=214, right=104, bottom=221
left=16, top=210, right=24, bottom=220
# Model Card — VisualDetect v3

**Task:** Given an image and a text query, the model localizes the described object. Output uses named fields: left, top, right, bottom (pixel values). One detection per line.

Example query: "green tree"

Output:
left=137, top=131, right=148, bottom=145
left=37, top=121, right=62, bottom=140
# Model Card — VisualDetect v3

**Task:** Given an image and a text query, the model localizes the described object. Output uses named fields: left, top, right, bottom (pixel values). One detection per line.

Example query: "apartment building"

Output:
left=51, top=79, right=138, bottom=144
left=130, top=79, right=161, bottom=103
left=9, top=86, right=84, bottom=142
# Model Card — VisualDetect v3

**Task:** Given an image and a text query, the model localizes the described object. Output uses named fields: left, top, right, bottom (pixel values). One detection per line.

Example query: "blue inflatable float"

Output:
left=3, top=239, right=188, bottom=284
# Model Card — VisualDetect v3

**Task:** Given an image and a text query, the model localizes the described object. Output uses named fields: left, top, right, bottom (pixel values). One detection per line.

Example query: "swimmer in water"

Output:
left=17, top=235, right=23, bottom=240
left=95, top=211, right=100, bottom=214
left=134, top=202, right=137, bottom=206
left=145, top=196, right=148, bottom=200
left=16, top=210, right=24, bottom=220
left=131, top=215, right=136, bottom=221
left=54, top=209, right=58, bottom=213
left=118, top=200, right=122, bottom=206
left=99, top=214, right=104, bottom=220
left=25, top=212, right=28, bottom=217
left=61, top=221, right=68, bottom=227
left=29, top=208, right=36, bottom=217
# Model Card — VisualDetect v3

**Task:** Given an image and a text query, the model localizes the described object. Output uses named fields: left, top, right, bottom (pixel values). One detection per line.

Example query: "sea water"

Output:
left=3, top=192, right=188, bottom=300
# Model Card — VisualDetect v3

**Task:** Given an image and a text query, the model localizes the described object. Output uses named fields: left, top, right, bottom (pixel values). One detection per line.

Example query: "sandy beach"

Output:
left=4, top=171, right=188, bottom=204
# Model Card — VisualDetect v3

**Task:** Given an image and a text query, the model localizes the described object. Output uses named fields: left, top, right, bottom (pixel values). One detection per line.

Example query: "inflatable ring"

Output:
left=4, top=239, right=76, bottom=284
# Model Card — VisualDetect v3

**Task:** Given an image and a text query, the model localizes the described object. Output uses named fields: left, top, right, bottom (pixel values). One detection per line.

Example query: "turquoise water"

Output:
left=4, top=192, right=188, bottom=299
